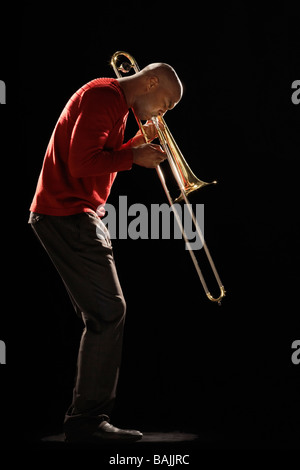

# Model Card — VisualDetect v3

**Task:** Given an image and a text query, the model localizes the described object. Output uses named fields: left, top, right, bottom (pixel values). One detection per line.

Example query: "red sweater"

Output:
left=30, top=78, right=133, bottom=216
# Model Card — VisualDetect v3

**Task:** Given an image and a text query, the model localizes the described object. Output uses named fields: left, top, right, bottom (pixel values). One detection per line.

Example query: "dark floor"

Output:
left=6, top=426, right=299, bottom=452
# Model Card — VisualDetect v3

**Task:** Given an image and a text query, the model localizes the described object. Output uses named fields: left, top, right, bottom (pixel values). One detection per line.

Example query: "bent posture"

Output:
left=29, top=62, right=182, bottom=443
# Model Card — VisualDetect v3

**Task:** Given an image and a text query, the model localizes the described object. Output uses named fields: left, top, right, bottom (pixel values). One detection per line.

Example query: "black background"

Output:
left=1, top=2, right=299, bottom=452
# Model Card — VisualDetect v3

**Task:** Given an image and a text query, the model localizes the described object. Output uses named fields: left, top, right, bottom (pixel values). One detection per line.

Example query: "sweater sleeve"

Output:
left=68, top=87, right=133, bottom=178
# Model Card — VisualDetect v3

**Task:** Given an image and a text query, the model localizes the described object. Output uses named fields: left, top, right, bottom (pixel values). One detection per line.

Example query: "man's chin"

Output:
left=133, top=109, right=152, bottom=121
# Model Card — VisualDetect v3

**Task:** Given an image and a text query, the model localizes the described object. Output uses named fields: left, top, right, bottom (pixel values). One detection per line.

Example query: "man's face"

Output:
left=134, top=86, right=178, bottom=121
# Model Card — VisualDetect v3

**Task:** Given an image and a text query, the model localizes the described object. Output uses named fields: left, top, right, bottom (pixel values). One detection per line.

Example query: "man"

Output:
left=29, top=61, right=183, bottom=443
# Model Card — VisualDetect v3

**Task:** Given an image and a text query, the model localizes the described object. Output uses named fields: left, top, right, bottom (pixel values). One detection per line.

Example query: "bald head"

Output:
left=118, top=61, right=183, bottom=120
left=140, top=63, right=183, bottom=103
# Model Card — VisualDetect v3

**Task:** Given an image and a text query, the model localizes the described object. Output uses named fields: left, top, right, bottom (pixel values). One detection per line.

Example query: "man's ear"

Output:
left=147, top=75, right=159, bottom=91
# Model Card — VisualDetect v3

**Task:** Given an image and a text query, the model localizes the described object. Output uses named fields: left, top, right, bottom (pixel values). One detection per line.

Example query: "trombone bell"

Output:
left=174, top=172, right=218, bottom=203
left=155, top=117, right=217, bottom=203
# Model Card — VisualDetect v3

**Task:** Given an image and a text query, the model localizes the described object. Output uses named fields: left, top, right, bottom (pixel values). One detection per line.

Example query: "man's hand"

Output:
left=132, top=143, right=166, bottom=169
left=130, top=121, right=160, bottom=147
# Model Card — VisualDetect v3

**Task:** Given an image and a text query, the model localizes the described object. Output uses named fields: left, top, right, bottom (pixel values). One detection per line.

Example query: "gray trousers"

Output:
left=30, top=212, right=126, bottom=429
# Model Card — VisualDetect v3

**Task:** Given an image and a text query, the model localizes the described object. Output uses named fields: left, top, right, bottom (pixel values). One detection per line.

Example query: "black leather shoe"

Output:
left=65, top=421, right=143, bottom=443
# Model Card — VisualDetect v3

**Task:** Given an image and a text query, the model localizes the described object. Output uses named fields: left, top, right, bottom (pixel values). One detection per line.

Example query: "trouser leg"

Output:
left=30, top=213, right=126, bottom=426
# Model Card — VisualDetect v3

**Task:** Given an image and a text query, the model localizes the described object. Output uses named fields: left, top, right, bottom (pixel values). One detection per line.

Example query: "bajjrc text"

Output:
left=109, top=454, right=190, bottom=467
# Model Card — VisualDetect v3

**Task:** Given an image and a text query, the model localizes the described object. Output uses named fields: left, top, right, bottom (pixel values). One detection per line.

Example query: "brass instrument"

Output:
left=110, top=51, right=226, bottom=304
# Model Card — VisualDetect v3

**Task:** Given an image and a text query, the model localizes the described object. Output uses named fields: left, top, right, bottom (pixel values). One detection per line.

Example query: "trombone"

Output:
left=110, top=51, right=226, bottom=305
